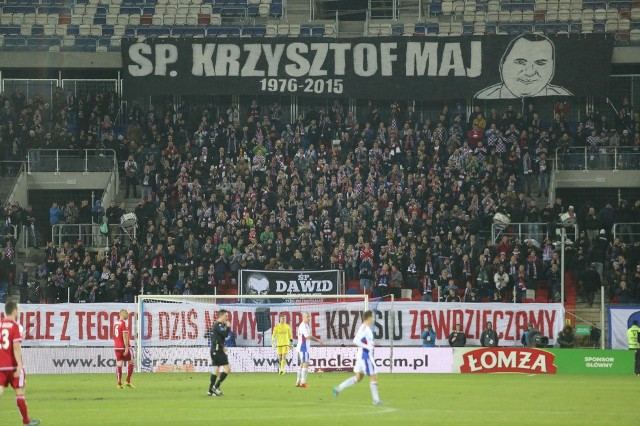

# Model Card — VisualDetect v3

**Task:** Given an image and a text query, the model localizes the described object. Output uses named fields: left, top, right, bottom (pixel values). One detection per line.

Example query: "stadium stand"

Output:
left=0, top=0, right=637, bottom=314
left=0, top=0, right=637, bottom=51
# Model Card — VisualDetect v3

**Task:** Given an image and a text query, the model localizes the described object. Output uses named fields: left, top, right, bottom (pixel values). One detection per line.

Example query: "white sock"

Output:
left=370, top=381, right=379, bottom=403
left=301, top=368, right=308, bottom=384
left=296, top=370, right=301, bottom=384
left=336, top=376, right=357, bottom=392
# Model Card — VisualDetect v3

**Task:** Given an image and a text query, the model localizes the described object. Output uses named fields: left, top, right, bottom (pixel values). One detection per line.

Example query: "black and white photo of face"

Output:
left=475, top=35, right=572, bottom=99
left=501, top=37, right=554, bottom=98
left=246, top=274, right=269, bottom=303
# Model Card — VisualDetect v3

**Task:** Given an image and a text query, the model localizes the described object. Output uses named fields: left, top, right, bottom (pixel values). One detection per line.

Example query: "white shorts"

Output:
left=354, top=358, right=376, bottom=376
left=298, top=350, right=310, bottom=363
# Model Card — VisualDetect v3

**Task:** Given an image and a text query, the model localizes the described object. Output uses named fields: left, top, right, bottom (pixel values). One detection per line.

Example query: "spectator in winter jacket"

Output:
left=421, top=324, right=436, bottom=347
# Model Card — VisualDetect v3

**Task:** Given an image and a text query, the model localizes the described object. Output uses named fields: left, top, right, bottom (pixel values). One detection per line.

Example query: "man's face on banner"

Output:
left=247, top=275, right=269, bottom=302
left=501, top=38, right=554, bottom=97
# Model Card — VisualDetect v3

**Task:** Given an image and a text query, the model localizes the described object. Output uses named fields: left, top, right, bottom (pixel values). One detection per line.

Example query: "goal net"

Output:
left=135, top=294, right=369, bottom=373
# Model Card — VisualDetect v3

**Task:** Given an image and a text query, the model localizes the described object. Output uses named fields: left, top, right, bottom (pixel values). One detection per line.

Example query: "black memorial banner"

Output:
left=239, top=269, right=340, bottom=298
left=122, top=35, right=613, bottom=100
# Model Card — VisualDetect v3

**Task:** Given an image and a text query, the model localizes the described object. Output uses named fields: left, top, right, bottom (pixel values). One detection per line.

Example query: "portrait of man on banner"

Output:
left=244, top=272, right=270, bottom=303
left=475, top=34, right=573, bottom=99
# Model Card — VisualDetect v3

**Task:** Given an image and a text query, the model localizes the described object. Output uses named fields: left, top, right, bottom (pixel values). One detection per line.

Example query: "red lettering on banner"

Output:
left=44, top=312, right=55, bottom=340
left=432, top=310, right=450, bottom=339
left=292, top=311, right=303, bottom=336
left=529, top=310, right=544, bottom=335
left=409, top=310, right=419, bottom=339
left=269, top=311, right=279, bottom=328
left=76, top=312, right=86, bottom=339
left=544, top=310, right=556, bottom=338
left=25, top=311, right=36, bottom=340
left=142, top=311, right=152, bottom=340
left=247, top=312, right=257, bottom=340
left=170, top=312, right=181, bottom=340
left=310, top=312, right=319, bottom=335
left=460, top=348, right=557, bottom=374
left=515, top=311, right=528, bottom=339
left=493, top=311, right=504, bottom=339
left=326, top=311, right=336, bottom=339
left=504, top=311, right=514, bottom=340
left=232, top=311, right=250, bottom=339
left=187, top=309, right=198, bottom=339
left=60, top=312, right=70, bottom=341
left=86, top=312, right=97, bottom=340
left=204, top=311, right=215, bottom=332
left=158, top=311, right=170, bottom=340
left=109, top=312, right=121, bottom=339
left=464, top=310, right=475, bottom=338
left=97, top=311, right=109, bottom=340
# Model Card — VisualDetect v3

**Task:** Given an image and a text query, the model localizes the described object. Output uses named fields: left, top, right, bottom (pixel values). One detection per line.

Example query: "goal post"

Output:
left=135, top=294, right=369, bottom=373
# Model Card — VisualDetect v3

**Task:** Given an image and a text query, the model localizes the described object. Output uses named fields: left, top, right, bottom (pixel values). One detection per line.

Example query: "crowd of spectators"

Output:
left=1, top=85, right=640, bottom=306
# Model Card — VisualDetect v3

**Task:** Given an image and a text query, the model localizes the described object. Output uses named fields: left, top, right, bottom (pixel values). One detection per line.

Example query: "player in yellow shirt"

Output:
left=272, top=314, right=293, bottom=375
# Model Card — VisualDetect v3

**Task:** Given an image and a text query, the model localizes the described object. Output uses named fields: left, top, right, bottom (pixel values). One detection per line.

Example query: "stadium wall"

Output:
left=22, top=347, right=633, bottom=375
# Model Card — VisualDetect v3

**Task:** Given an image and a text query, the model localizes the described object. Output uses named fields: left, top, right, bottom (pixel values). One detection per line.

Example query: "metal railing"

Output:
left=555, top=146, right=640, bottom=171
left=27, top=149, right=116, bottom=174
left=612, top=223, right=640, bottom=242
left=51, top=223, right=136, bottom=249
left=491, top=222, right=578, bottom=244
left=100, top=166, right=120, bottom=213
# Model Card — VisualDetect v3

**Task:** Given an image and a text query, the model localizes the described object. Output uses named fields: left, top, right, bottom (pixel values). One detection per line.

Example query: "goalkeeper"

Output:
left=272, top=314, right=293, bottom=375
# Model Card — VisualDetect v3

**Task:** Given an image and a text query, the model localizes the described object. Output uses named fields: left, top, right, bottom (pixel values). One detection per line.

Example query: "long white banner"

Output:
left=608, top=306, right=640, bottom=349
left=23, top=347, right=453, bottom=374
left=2, top=302, right=564, bottom=347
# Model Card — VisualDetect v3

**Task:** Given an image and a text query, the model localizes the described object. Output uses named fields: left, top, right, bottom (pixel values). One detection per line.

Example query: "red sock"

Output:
left=126, top=363, right=134, bottom=383
left=16, top=395, right=29, bottom=424
left=116, top=366, right=122, bottom=385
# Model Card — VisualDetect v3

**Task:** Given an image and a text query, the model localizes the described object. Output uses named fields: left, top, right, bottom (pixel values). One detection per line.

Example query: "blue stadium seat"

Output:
left=137, top=26, right=170, bottom=37
left=172, top=27, right=195, bottom=37
left=0, top=25, right=21, bottom=36
left=142, top=7, right=155, bottom=15
left=94, top=16, right=106, bottom=25
left=124, top=26, right=136, bottom=37
left=462, top=23, right=474, bottom=35
left=311, top=26, right=325, bottom=37
left=38, top=6, right=70, bottom=14
left=570, top=23, right=582, bottom=33
left=3, top=37, right=26, bottom=51
left=392, top=24, right=404, bottom=36
left=593, top=21, right=606, bottom=32
left=247, top=5, right=259, bottom=16
left=96, top=6, right=108, bottom=15
left=67, top=25, right=79, bottom=36
left=31, top=25, right=44, bottom=36
left=270, top=0, right=282, bottom=17
left=414, top=23, right=426, bottom=34
left=243, top=26, right=266, bottom=37
left=300, top=25, right=312, bottom=37
left=2, top=5, right=36, bottom=14
left=102, top=25, right=114, bottom=36
left=120, top=6, right=141, bottom=14
left=631, top=21, right=640, bottom=30
left=222, top=7, right=246, bottom=17
left=430, top=0, right=442, bottom=16
left=426, top=23, right=439, bottom=35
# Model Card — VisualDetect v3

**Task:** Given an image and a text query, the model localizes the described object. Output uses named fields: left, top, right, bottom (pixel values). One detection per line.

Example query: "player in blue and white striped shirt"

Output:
left=332, top=310, right=384, bottom=406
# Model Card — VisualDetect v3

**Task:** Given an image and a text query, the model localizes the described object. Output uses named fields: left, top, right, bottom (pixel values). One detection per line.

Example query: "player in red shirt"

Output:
left=113, top=308, right=135, bottom=389
left=0, top=302, right=40, bottom=425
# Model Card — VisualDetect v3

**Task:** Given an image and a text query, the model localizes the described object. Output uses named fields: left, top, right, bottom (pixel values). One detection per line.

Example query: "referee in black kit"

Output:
left=206, top=309, right=232, bottom=396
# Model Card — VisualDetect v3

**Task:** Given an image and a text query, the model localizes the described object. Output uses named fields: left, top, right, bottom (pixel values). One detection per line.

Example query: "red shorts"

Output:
left=0, top=368, right=26, bottom=389
left=114, top=348, right=134, bottom=362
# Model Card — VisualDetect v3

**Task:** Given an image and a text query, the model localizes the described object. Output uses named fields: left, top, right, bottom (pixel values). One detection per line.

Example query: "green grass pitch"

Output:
left=6, top=373, right=638, bottom=425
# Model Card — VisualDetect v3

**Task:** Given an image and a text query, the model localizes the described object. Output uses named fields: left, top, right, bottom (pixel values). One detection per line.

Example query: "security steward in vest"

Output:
left=628, top=319, right=640, bottom=376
